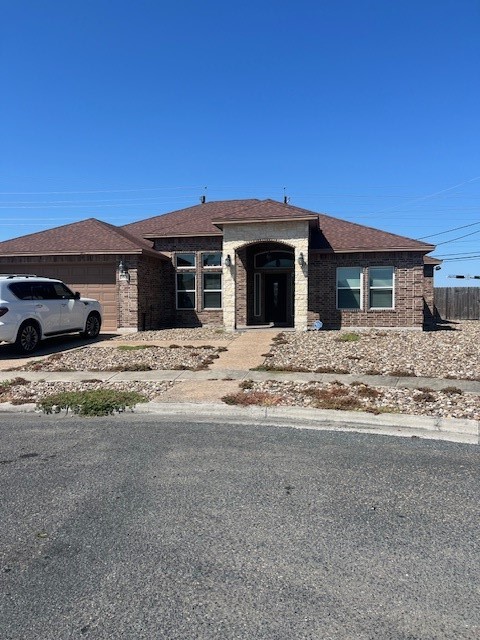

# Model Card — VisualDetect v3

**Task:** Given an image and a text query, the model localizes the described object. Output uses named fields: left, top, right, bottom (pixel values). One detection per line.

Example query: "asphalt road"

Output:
left=1, top=414, right=478, bottom=640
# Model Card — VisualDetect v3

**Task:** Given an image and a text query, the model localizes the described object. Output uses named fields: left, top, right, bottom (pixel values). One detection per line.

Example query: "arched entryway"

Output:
left=245, top=243, right=295, bottom=327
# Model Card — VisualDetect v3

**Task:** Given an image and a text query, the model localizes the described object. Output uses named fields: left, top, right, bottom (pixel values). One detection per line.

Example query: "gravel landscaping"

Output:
left=1, top=379, right=173, bottom=404
left=2, top=321, right=480, bottom=420
left=224, top=379, right=480, bottom=421
left=13, top=345, right=223, bottom=372
left=265, top=321, right=480, bottom=380
left=113, top=327, right=234, bottom=342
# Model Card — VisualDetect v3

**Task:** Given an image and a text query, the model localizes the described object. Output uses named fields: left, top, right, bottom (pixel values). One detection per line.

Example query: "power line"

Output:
left=440, top=255, right=480, bottom=261
left=418, top=220, right=480, bottom=239
left=0, top=184, right=203, bottom=195
left=434, top=228, right=480, bottom=246
left=365, top=175, right=480, bottom=216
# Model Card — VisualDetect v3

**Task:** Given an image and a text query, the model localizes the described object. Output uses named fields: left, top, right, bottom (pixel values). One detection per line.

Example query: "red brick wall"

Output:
left=307, top=251, right=429, bottom=328
left=153, top=236, right=224, bottom=327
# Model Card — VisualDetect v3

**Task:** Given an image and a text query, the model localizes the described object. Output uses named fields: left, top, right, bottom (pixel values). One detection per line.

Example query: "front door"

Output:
left=265, top=273, right=288, bottom=324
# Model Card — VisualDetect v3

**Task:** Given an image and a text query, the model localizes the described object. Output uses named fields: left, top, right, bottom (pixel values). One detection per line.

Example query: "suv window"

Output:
left=30, top=282, right=58, bottom=300
left=9, top=282, right=34, bottom=300
left=52, top=282, right=75, bottom=299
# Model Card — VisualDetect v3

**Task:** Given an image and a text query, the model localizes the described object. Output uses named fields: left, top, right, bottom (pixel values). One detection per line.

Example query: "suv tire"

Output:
left=15, top=321, right=41, bottom=354
left=81, top=312, right=101, bottom=339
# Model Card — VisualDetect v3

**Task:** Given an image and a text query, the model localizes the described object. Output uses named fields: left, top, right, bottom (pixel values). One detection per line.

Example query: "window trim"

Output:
left=202, top=272, right=222, bottom=309
left=176, top=271, right=196, bottom=310
left=336, top=267, right=363, bottom=310
left=175, top=252, right=196, bottom=269
left=368, top=266, right=395, bottom=310
left=254, top=250, right=295, bottom=270
left=201, top=251, right=222, bottom=268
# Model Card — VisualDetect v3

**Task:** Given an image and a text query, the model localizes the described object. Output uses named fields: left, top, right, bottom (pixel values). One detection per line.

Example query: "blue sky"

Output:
left=1, top=0, right=479, bottom=285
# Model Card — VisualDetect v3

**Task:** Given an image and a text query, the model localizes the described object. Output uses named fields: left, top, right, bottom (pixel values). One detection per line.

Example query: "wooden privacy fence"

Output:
left=434, top=287, right=480, bottom=320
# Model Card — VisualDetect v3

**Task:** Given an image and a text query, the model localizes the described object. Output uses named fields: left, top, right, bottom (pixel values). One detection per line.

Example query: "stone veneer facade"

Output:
left=221, top=221, right=310, bottom=331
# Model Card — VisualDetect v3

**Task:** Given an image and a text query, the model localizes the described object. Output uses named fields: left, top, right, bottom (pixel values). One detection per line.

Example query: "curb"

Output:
left=3, top=400, right=477, bottom=445
left=137, top=402, right=479, bottom=444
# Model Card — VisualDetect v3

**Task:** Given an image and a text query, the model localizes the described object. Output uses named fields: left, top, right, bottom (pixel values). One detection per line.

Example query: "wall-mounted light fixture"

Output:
left=118, top=259, right=130, bottom=282
left=224, top=254, right=232, bottom=267
left=297, top=252, right=305, bottom=267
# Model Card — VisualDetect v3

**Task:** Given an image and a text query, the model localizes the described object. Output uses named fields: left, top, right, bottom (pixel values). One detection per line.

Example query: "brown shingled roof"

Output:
left=123, top=200, right=259, bottom=238
left=123, top=198, right=435, bottom=253
left=0, top=200, right=436, bottom=257
left=0, top=218, right=159, bottom=257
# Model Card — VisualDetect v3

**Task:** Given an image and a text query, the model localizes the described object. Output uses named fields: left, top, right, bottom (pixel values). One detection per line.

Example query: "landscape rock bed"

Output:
left=114, top=327, right=234, bottom=342
left=266, top=321, right=480, bottom=380
left=13, top=345, right=221, bottom=372
left=225, top=380, right=480, bottom=421
left=2, top=379, right=174, bottom=404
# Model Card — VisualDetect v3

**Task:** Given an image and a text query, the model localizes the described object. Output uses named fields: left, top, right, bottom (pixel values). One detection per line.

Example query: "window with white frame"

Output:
left=369, top=267, right=394, bottom=309
left=203, top=272, right=222, bottom=309
left=176, top=272, right=196, bottom=309
left=337, top=267, right=363, bottom=309
left=176, top=253, right=196, bottom=268
left=202, top=252, right=222, bottom=268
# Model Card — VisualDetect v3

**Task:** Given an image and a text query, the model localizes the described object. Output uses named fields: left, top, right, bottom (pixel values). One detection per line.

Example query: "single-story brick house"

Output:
left=0, top=198, right=438, bottom=331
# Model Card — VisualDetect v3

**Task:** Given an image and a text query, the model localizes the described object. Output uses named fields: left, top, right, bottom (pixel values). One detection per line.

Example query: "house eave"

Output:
left=143, top=232, right=223, bottom=239
left=311, top=246, right=435, bottom=254
left=213, top=215, right=317, bottom=228
left=0, top=248, right=164, bottom=259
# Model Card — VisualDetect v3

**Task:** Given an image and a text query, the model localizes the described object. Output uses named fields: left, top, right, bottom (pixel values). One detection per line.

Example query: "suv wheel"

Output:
left=15, top=321, right=41, bottom=354
left=81, top=312, right=101, bottom=339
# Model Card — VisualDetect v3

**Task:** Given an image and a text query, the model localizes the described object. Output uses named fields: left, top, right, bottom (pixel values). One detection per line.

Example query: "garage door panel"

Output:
left=4, top=262, right=118, bottom=331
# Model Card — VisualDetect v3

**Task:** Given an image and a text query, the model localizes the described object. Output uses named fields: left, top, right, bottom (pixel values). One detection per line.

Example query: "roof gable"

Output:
left=0, top=218, right=158, bottom=256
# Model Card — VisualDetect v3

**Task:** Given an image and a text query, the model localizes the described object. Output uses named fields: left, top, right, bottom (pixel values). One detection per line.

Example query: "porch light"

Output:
left=298, top=252, right=305, bottom=267
left=118, top=259, right=130, bottom=282
left=224, top=254, right=232, bottom=267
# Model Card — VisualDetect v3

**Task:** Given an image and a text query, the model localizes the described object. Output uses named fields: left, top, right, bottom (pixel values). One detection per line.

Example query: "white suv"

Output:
left=0, top=275, right=103, bottom=354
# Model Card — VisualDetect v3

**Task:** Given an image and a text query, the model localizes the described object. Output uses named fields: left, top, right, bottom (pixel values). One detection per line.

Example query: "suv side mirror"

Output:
left=74, top=291, right=81, bottom=300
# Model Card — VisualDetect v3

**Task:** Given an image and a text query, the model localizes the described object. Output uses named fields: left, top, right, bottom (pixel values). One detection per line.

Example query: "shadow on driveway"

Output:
left=0, top=333, right=120, bottom=367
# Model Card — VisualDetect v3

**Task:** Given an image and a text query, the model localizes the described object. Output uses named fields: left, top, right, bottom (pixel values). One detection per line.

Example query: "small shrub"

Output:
left=0, top=377, right=29, bottom=398
left=47, top=353, right=64, bottom=362
left=108, top=363, right=152, bottom=372
left=37, top=389, right=148, bottom=416
left=313, top=395, right=363, bottom=411
left=389, top=369, right=415, bottom=378
left=365, top=368, right=381, bottom=376
left=441, top=386, right=463, bottom=395
left=239, top=380, right=254, bottom=390
left=117, top=345, right=152, bottom=351
left=222, top=391, right=282, bottom=406
left=416, top=386, right=433, bottom=392
left=314, top=366, right=349, bottom=374
left=355, top=385, right=383, bottom=399
left=335, top=332, right=360, bottom=343
left=413, top=391, right=436, bottom=403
